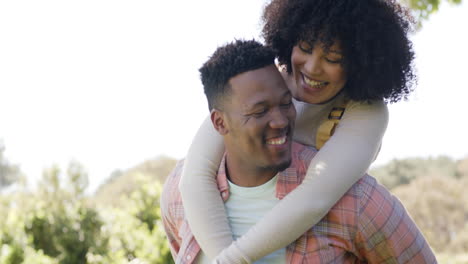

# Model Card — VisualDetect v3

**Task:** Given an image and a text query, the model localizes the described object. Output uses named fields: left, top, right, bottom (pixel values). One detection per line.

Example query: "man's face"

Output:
left=218, top=64, right=296, bottom=173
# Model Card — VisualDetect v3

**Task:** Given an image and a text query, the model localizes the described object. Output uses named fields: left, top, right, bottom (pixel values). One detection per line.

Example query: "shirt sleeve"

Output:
left=355, top=177, right=437, bottom=263
left=215, top=100, right=389, bottom=262
left=161, top=213, right=181, bottom=260
left=178, top=116, right=234, bottom=259
left=161, top=164, right=183, bottom=260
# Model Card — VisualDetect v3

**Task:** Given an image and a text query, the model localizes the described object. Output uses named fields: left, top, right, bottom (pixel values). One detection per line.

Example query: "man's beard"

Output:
left=259, top=158, right=292, bottom=174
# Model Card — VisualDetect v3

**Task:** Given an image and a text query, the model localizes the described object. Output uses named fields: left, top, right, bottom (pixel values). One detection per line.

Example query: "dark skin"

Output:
left=211, top=64, right=296, bottom=187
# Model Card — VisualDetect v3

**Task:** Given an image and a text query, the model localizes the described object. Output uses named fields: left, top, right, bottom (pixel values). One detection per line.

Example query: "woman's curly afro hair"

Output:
left=262, top=0, right=416, bottom=103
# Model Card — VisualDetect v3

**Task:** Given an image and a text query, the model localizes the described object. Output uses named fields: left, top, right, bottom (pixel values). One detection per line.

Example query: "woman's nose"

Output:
left=303, top=53, right=322, bottom=76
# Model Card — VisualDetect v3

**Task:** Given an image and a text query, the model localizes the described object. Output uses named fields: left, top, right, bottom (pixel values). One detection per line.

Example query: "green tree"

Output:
left=401, top=0, right=463, bottom=27
left=24, top=162, right=109, bottom=264
left=99, top=177, right=174, bottom=264
left=1, top=156, right=176, bottom=264
left=94, top=156, right=177, bottom=207
left=370, top=156, right=457, bottom=189
left=0, top=142, right=22, bottom=189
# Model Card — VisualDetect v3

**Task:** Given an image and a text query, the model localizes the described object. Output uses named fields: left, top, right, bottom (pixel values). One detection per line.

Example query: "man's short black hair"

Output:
left=200, top=39, right=276, bottom=110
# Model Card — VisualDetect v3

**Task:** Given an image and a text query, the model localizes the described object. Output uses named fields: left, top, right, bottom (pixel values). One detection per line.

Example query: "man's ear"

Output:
left=211, top=109, right=229, bottom=135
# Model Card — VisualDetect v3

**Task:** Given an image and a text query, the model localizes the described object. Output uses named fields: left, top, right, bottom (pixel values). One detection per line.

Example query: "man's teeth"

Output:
left=267, top=136, right=286, bottom=145
left=304, top=76, right=327, bottom=88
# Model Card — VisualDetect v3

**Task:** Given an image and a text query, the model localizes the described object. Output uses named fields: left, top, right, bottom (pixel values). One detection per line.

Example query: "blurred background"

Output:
left=0, top=0, right=467, bottom=263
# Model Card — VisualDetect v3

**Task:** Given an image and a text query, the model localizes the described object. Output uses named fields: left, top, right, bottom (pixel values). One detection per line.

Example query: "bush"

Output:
left=0, top=161, right=173, bottom=264
left=393, top=176, right=468, bottom=253
left=371, top=156, right=458, bottom=189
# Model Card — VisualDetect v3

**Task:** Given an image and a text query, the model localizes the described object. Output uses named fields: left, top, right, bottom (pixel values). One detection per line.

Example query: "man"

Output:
left=161, top=40, right=436, bottom=263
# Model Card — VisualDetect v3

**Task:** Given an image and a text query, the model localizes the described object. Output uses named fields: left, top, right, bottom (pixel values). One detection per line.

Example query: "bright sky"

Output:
left=1, top=0, right=467, bottom=192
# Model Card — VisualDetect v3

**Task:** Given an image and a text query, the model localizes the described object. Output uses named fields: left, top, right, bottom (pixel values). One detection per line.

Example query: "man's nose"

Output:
left=269, top=108, right=288, bottom=129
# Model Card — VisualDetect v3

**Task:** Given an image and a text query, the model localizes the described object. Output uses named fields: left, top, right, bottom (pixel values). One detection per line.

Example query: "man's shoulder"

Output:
left=346, top=174, right=400, bottom=218
left=342, top=174, right=384, bottom=201
left=352, top=174, right=379, bottom=194
left=290, top=142, right=317, bottom=169
left=322, top=174, right=394, bottom=231
left=313, top=172, right=388, bottom=220
left=347, top=175, right=437, bottom=261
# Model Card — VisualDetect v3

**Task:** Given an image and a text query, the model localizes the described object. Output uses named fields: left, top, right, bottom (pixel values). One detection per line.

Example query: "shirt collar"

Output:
left=217, top=144, right=303, bottom=201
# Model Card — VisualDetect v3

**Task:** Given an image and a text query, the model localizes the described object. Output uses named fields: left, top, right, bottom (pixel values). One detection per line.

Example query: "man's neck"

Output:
left=225, top=154, right=278, bottom=187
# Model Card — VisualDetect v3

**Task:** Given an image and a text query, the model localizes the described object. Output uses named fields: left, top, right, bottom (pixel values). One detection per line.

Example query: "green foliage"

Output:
left=0, top=243, right=24, bottom=264
left=98, top=176, right=174, bottom=264
left=0, top=158, right=175, bottom=264
left=66, top=161, right=89, bottom=198
left=19, top=162, right=109, bottom=264
left=93, top=156, right=177, bottom=207
left=0, top=142, right=22, bottom=189
left=24, top=206, right=108, bottom=264
left=370, top=155, right=458, bottom=189
left=25, top=215, right=60, bottom=257
left=401, top=0, right=463, bottom=28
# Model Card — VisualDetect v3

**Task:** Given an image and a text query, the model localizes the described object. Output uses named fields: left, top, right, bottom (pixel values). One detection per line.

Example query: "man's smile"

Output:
left=266, top=135, right=287, bottom=145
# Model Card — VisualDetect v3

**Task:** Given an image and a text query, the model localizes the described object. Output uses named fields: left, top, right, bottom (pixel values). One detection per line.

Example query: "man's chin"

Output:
left=276, top=159, right=292, bottom=172
left=263, top=158, right=292, bottom=173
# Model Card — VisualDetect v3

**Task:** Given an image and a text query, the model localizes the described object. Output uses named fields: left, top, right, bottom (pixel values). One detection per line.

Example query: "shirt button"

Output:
left=186, top=255, right=192, bottom=260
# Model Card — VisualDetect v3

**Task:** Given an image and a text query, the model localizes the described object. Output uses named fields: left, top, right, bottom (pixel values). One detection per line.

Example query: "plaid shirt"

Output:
left=161, top=143, right=436, bottom=263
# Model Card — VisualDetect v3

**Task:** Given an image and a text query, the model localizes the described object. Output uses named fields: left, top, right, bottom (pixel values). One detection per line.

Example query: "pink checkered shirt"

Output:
left=161, top=142, right=437, bottom=263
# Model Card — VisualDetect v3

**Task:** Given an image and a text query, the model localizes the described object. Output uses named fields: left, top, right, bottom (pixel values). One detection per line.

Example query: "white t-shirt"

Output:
left=195, top=175, right=286, bottom=263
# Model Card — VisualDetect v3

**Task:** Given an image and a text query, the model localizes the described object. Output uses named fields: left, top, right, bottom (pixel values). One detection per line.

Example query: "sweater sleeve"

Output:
left=214, top=100, right=389, bottom=263
left=178, top=116, right=233, bottom=259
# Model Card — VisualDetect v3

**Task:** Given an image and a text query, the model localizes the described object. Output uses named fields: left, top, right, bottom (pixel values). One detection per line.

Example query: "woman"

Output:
left=179, top=0, right=415, bottom=262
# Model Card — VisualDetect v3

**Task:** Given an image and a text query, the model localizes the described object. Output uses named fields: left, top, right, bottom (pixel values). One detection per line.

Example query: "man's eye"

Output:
left=281, top=101, right=293, bottom=108
left=253, top=109, right=267, bottom=116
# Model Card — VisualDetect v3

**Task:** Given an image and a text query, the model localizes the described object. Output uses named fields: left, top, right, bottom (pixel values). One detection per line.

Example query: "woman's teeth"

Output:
left=267, top=136, right=286, bottom=145
left=304, top=76, right=327, bottom=88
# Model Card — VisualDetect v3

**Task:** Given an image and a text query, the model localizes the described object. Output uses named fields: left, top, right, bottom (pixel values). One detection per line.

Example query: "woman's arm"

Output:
left=214, top=100, right=389, bottom=263
left=178, top=116, right=234, bottom=259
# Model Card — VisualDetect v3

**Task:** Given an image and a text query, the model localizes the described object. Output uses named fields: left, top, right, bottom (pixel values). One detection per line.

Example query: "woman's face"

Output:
left=290, top=40, right=347, bottom=104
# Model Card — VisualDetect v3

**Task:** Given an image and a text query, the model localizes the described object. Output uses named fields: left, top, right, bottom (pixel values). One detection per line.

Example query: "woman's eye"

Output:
left=298, top=42, right=313, bottom=53
left=325, top=57, right=343, bottom=64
